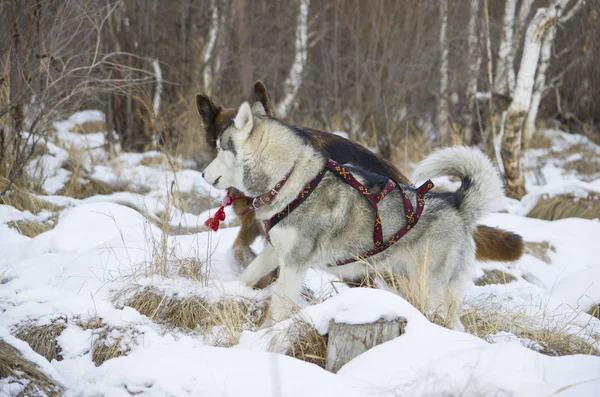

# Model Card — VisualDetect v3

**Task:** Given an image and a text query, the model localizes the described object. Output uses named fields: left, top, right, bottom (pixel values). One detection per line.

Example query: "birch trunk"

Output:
left=513, top=0, right=535, bottom=58
left=522, top=26, right=555, bottom=148
left=151, top=58, right=162, bottom=147
left=202, top=0, right=219, bottom=96
left=522, top=0, right=583, bottom=149
left=501, top=5, right=561, bottom=199
left=276, top=0, right=310, bottom=118
left=494, top=0, right=517, bottom=96
left=463, top=0, right=481, bottom=145
left=436, top=0, right=450, bottom=144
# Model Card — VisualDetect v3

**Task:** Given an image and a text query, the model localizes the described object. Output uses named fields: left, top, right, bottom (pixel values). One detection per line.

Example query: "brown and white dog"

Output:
left=195, top=81, right=524, bottom=287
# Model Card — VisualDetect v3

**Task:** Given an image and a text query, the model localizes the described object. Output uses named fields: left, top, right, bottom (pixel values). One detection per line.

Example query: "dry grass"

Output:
left=461, top=303, right=600, bottom=357
left=139, top=155, right=166, bottom=168
left=8, top=219, right=55, bottom=238
left=72, top=120, right=106, bottom=135
left=527, top=193, right=600, bottom=220
left=56, top=157, right=133, bottom=199
left=0, top=178, right=61, bottom=214
left=14, top=320, right=67, bottom=362
left=524, top=241, right=556, bottom=264
left=564, top=158, right=600, bottom=180
left=474, top=269, right=517, bottom=287
left=0, top=339, right=65, bottom=396
left=90, top=326, right=133, bottom=366
left=285, top=321, right=329, bottom=369
left=117, top=287, right=264, bottom=346
left=589, top=305, right=600, bottom=320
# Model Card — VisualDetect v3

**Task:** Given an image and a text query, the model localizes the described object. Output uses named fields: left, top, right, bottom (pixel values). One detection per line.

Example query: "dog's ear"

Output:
left=234, top=102, right=254, bottom=134
left=195, top=93, right=218, bottom=128
left=252, top=80, right=274, bottom=116
left=251, top=101, right=267, bottom=116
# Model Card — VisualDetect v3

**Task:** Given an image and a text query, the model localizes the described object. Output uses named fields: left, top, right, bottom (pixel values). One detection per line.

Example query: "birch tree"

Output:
left=202, top=0, right=219, bottom=96
left=463, top=0, right=481, bottom=145
left=500, top=0, right=577, bottom=199
left=276, top=0, right=310, bottom=118
left=523, top=0, right=584, bottom=146
left=436, top=0, right=450, bottom=143
left=494, top=0, right=517, bottom=96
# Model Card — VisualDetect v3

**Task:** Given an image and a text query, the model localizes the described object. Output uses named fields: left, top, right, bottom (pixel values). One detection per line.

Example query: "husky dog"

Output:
left=196, top=82, right=523, bottom=278
left=202, top=102, right=505, bottom=329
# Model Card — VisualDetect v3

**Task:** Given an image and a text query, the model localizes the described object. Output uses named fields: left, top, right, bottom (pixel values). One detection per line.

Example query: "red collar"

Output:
left=239, top=164, right=295, bottom=216
left=204, top=165, right=295, bottom=231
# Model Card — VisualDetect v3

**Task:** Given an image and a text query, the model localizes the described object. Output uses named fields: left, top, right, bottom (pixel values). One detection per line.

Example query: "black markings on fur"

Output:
left=220, top=134, right=236, bottom=156
left=430, top=177, right=471, bottom=209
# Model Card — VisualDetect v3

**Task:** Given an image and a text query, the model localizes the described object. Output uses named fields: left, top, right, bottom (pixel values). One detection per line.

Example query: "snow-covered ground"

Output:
left=1, top=112, right=599, bottom=396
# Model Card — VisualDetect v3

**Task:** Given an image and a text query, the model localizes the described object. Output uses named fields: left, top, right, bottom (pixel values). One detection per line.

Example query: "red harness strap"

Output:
left=266, top=159, right=434, bottom=266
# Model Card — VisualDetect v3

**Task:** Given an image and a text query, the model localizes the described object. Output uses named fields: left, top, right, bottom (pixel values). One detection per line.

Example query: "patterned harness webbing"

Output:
left=267, top=159, right=434, bottom=266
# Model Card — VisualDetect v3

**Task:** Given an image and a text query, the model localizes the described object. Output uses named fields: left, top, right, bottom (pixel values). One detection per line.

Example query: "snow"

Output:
left=1, top=123, right=600, bottom=396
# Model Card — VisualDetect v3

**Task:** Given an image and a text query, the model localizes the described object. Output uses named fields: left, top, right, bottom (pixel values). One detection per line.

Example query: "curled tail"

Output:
left=411, top=146, right=505, bottom=228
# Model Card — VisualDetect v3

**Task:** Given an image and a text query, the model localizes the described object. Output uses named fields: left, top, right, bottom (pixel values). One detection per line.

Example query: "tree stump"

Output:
left=326, top=317, right=407, bottom=373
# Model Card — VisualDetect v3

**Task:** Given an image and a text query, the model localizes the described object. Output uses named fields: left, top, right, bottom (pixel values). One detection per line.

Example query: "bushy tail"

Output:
left=412, top=146, right=505, bottom=227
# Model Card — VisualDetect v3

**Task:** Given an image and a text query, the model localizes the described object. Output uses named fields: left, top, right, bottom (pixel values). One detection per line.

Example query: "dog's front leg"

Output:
left=238, top=243, right=279, bottom=287
left=264, top=264, right=308, bottom=328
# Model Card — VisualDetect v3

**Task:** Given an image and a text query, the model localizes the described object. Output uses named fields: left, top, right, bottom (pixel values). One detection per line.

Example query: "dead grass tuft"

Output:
left=0, top=339, right=65, bottom=396
left=527, top=132, right=554, bottom=149
left=461, top=304, right=600, bottom=357
left=118, top=287, right=264, bottom=346
left=0, top=178, right=61, bottom=214
left=564, top=158, right=600, bottom=180
left=139, top=155, right=166, bottom=168
left=14, top=320, right=67, bottom=362
left=72, top=120, right=106, bottom=135
left=474, top=269, right=517, bottom=286
left=8, top=219, right=56, bottom=238
left=524, top=241, right=556, bottom=263
left=589, top=305, right=600, bottom=320
left=286, top=321, right=329, bottom=369
left=90, top=327, right=132, bottom=366
left=527, top=193, right=600, bottom=220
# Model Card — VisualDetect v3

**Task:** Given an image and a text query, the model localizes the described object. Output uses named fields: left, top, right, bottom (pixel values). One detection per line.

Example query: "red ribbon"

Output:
left=204, top=192, right=244, bottom=232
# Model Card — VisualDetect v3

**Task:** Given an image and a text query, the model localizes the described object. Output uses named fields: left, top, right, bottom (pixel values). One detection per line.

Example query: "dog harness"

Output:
left=205, top=159, right=433, bottom=266
left=268, top=159, right=434, bottom=266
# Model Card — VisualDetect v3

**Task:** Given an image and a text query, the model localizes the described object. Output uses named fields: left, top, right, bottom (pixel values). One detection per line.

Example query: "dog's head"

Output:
left=202, top=101, right=269, bottom=194
left=196, top=80, right=274, bottom=151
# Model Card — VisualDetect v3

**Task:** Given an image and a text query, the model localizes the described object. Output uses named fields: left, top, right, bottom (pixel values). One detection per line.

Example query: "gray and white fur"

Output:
left=203, top=102, right=505, bottom=330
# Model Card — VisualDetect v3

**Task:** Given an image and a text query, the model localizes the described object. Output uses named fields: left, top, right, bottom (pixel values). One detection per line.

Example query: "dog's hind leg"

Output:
left=238, top=244, right=279, bottom=287
left=264, top=264, right=308, bottom=327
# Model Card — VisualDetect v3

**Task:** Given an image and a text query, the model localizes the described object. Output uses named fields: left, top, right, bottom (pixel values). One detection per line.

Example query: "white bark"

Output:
left=523, top=26, right=555, bottom=143
left=276, top=0, right=310, bottom=118
left=509, top=8, right=553, bottom=114
left=522, top=0, right=583, bottom=144
left=494, top=0, right=517, bottom=95
left=152, top=59, right=162, bottom=118
left=464, top=0, right=481, bottom=144
left=513, top=0, right=535, bottom=55
left=202, top=0, right=219, bottom=96
left=436, top=0, right=450, bottom=143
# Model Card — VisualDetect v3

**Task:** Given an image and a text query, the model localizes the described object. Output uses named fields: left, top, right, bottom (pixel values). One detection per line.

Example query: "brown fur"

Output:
left=474, top=226, right=524, bottom=262
left=195, top=81, right=524, bottom=283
